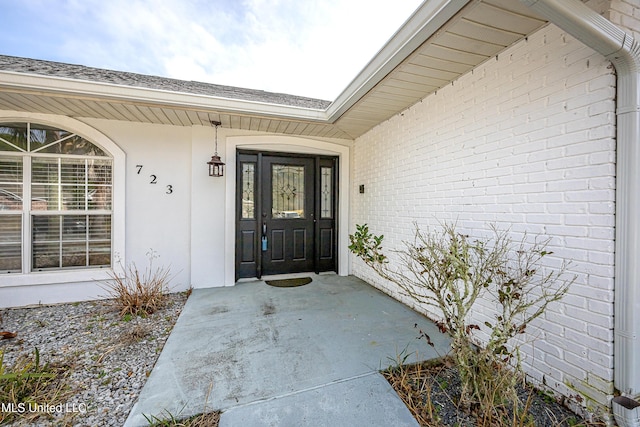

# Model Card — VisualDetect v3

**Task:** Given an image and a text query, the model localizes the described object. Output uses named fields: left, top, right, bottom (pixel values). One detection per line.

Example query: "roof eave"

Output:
left=326, top=0, right=471, bottom=122
left=0, top=70, right=329, bottom=122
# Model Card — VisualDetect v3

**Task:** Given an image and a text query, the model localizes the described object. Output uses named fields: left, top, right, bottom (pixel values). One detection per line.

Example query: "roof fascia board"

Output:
left=0, top=70, right=328, bottom=122
left=325, top=0, right=472, bottom=123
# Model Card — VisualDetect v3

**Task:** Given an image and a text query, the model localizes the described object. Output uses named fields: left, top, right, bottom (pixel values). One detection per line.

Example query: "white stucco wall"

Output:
left=1, top=114, right=351, bottom=307
left=351, top=23, right=616, bottom=416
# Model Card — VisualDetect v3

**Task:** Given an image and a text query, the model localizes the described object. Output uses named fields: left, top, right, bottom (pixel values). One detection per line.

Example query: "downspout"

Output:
left=519, top=0, right=640, bottom=399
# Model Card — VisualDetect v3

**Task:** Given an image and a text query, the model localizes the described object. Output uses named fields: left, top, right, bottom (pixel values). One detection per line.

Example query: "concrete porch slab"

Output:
left=125, top=274, right=450, bottom=426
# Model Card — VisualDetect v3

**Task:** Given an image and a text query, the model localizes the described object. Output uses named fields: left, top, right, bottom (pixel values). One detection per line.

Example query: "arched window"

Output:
left=0, top=122, right=112, bottom=273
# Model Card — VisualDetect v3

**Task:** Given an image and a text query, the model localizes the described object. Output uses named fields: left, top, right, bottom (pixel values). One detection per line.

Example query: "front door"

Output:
left=235, top=151, right=337, bottom=279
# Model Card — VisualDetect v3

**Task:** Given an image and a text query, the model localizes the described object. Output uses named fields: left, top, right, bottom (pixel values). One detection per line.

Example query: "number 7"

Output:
left=136, top=165, right=143, bottom=174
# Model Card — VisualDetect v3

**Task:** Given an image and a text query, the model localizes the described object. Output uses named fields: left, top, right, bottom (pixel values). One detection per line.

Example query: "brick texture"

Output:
left=351, top=23, right=616, bottom=416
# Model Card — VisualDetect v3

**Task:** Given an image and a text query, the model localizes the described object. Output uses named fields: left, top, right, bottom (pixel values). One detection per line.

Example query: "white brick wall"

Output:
left=351, top=23, right=616, bottom=416
left=609, top=0, right=640, bottom=38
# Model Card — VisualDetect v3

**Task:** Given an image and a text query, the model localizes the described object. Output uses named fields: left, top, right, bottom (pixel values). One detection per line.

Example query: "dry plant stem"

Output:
left=101, top=251, right=174, bottom=318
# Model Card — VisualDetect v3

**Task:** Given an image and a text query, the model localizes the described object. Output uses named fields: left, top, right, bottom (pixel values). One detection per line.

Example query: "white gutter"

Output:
left=520, top=0, right=640, bottom=398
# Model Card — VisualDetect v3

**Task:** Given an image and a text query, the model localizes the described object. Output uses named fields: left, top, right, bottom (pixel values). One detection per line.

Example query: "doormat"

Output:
left=265, top=277, right=312, bottom=288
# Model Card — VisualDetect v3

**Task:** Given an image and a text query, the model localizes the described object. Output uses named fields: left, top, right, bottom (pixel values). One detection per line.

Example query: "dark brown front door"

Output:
left=235, top=151, right=337, bottom=279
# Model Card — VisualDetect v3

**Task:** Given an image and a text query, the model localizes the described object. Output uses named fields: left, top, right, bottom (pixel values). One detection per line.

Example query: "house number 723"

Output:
left=135, top=165, right=173, bottom=194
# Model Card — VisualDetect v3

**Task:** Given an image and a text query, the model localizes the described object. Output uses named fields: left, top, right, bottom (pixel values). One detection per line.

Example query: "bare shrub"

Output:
left=349, top=222, right=574, bottom=418
left=101, top=250, right=173, bottom=318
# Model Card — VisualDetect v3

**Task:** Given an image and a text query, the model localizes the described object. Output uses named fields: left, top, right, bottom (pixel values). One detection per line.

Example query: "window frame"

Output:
left=0, top=116, right=125, bottom=289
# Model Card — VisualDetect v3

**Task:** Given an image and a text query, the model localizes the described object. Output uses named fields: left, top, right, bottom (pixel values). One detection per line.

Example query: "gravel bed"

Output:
left=0, top=293, right=188, bottom=426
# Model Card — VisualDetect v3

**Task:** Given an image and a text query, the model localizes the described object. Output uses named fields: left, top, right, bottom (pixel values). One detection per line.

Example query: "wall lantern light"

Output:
left=207, top=120, right=225, bottom=177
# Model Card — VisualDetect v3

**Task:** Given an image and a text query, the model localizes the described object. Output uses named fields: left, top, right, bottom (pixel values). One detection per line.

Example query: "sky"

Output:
left=0, top=0, right=423, bottom=100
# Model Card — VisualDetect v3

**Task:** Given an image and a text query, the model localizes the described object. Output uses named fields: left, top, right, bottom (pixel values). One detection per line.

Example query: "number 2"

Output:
left=150, top=175, right=157, bottom=184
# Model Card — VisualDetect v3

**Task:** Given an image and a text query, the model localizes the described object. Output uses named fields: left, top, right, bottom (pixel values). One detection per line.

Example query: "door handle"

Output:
left=262, top=223, right=268, bottom=251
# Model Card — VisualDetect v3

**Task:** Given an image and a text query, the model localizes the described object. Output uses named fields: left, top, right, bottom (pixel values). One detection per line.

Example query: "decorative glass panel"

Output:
left=320, top=166, right=333, bottom=219
left=241, top=162, right=255, bottom=219
left=0, top=123, right=28, bottom=152
left=0, top=215, right=22, bottom=272
left=272, top=165, right=305, bottom=219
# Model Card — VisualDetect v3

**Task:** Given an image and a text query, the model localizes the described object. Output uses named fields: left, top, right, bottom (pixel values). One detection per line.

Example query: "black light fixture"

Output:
left=207, top=120, right=225, bottom=177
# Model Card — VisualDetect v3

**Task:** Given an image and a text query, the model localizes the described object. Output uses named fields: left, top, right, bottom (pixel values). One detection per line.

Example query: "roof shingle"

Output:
left=0, top=54, right=331, bottom=110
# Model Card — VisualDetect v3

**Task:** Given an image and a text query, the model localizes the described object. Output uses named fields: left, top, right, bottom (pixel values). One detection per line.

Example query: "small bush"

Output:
left=101, top=250, right=173, bottom=318
left=350, top=222, right=574, bottom=418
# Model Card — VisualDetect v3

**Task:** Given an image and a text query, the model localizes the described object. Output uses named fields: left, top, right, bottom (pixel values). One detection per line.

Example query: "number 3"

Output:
left=166, top=185, right=173, bottom=194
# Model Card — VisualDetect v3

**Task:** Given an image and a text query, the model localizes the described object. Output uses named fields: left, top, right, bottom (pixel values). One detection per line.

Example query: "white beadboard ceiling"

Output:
left=0, top=0, right=548, bottom=140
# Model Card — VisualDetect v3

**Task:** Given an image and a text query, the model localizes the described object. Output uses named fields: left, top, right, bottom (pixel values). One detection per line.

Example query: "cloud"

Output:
left=2, top=0, right=422, bottom=100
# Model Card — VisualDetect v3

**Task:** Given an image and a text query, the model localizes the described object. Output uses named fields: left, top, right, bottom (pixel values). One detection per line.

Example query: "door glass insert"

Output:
left=241, top=162, right=255, bottom=219
left=272, top=164, right=305, bottom=219
left=320, top=166, right=333, bottom=219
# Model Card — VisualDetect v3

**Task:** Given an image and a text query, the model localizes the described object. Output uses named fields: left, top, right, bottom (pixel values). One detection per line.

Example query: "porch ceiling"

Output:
left=0, top=0, right=547, bottom=140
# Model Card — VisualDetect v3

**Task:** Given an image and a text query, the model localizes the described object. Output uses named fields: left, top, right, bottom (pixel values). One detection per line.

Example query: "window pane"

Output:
left=89, top=215, right=111, bottom=240
left=32, top=213, right=110, bottom=271
left=88, top=159, right=112, bottom=184
left=36, top=134, right=107, bottom=157
left=31, top=184, right=60, bottom=210
left=33, top=241, right=60, bottom=270
left=241, top=162, right=255, bottom=219
left=320, top=166, right=333, bottom=219
left=29, top=124, right=72, bottom=152
left=0, top=215, right=22, bottom=273
left=0, top=123, right=28, bottom=152
left=88, top=186, right=112, bottom=210
left=33, top=216, right=60, bottom=241
left=32, top=158, right=112, bottom=211
left=272, top=165, right=305, bottom=219
left=0, top=156, right=23, bottom=211
left=32, top=158, right=59, bottom=184
left=89, top=215, right=111, bottom=266
left=32, top=215, right=64, bottom=270
left=60, top=158, right=86, bottom=184
left=61, top=185, right=88, bottom=210
left=89, top=241, right=111, bottom=266
left=0, top=155, right=22, bottom=182
left=0, top=184, right=23, bottom=210
left=62, top=214, right=87, bottom=240
left=62, top=242, right=87, bottom=267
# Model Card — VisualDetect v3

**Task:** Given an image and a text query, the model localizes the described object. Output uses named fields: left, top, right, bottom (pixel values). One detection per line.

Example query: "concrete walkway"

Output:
left=125, top=274, right=450, bottom=426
